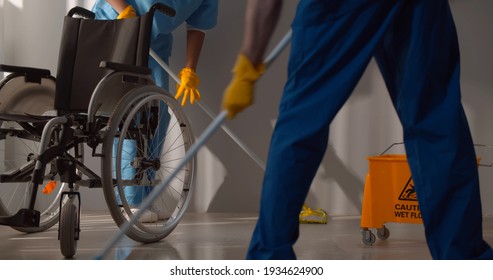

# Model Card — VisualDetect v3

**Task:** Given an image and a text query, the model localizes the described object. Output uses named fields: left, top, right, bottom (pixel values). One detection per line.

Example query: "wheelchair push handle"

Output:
left=67, top=3, right=174, bottom=20
left=67, top=6, right=96, bottom=19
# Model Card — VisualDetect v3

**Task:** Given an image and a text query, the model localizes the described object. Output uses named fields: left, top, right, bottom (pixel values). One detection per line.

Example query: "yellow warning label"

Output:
left=394, top=176, right=421, bottom=220
left=398, top=176, right=417, bottom=201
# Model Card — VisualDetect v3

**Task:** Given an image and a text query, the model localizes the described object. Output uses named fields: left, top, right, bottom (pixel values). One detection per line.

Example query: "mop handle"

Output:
left=264, top=29, right=292, bottom=68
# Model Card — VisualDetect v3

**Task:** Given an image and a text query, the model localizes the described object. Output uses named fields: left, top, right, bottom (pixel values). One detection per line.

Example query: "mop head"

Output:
left=299, top=205, right=328, bottom=224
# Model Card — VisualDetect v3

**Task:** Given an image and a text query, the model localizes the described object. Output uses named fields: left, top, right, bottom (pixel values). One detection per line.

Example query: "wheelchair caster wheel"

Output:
left=60, top=203, right=79, bottom=258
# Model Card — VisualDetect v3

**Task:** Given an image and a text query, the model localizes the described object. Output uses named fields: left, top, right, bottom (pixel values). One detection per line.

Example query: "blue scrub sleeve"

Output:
left=186, top=0, right=218, bottom=30
left=92, top=0, right=119, bottom=19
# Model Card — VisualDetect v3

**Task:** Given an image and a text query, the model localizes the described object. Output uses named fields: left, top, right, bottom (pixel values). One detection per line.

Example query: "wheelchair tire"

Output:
left=102, top=85, right=195, bottom=243
left=60, top=202, right=78, bottom=258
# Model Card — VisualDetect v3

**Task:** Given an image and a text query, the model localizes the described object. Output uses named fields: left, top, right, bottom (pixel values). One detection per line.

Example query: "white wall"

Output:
left=0, top=0, right=3, bottom=63
left=1, top=1, right=492, bottom=216
left=452, top=0, right=493, bottom=216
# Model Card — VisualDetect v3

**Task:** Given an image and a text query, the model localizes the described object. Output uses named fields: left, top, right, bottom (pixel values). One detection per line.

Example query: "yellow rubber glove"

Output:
left=175, top=67, right=201, bottom=106
left=222, top=54, right=265, bottom=119
left=117, top=5, right=137, bottom=19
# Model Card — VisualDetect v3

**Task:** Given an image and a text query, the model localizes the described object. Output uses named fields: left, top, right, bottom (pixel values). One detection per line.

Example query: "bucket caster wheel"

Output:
left=361, top=228, right=376, bottom=246
left=377, top=226, right=390, bottom=240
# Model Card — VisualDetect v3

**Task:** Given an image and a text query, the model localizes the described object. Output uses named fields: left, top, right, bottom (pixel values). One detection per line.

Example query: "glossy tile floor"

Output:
left=0, top=211, right=492, bottom=260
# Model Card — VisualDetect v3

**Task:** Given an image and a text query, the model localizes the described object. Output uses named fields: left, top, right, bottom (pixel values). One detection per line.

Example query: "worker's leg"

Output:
left=116, top=48, right=171, bottom=208
left=375, top=0, right=493, bottom=259
left=247, top=0, right=403, bottom=259
left=113, top=138, right=141, bottom=205
left=145, top=47, right=171, bottom=193
left=141, top=44, right=172, bottom=220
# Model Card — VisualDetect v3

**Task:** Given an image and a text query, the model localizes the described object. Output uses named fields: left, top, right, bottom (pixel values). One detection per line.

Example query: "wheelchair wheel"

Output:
left=102, top=85, right=195, bottom=243
left=59, top=202, right=78, bottom=258
left=0, top=119, right=84, bottom=233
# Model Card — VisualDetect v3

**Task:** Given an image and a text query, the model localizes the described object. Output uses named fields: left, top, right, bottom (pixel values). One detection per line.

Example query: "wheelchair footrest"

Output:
left=0, top=208, right=40, bottom=227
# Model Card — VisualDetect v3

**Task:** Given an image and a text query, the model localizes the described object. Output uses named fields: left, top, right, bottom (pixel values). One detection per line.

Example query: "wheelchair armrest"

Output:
left=99, top=61, right=151, bottom=75
left=0, top=64, right=52, bottom=83
left=0, top=64, right=51, bottom=76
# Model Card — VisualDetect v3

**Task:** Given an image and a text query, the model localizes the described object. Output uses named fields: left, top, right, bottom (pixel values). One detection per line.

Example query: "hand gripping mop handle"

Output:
left=95, top=30, right=292, bottom=259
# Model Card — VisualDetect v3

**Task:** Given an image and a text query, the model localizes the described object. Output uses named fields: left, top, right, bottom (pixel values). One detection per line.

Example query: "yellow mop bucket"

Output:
left=360, top=154, right=421, bottom=245
left=361, top=154, right=422, bottom=227
left=360, top=143, right=485, bottom=246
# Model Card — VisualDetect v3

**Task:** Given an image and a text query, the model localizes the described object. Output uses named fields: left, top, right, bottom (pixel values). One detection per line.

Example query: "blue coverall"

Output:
left=247, top=0, right=493, bottom=260
left=92, top=0, right=217, bottom=206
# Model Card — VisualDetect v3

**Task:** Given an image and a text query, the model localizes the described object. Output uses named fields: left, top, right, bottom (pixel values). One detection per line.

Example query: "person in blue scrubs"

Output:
left=92, top=0, right=218, bottom=222
left=222, top=0, right=493, bottom=259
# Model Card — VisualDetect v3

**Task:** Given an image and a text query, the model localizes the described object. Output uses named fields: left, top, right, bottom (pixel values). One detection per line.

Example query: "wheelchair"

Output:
left=0, top=4, right=196, bottom=258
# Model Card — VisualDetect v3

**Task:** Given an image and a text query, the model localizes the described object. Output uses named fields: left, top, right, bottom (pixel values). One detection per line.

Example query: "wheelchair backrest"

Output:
left=55, top=8, right=153, bottom=113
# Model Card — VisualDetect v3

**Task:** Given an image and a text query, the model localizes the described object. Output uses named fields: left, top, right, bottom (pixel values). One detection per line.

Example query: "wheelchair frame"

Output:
left=0, top=4, right=196, bottom=258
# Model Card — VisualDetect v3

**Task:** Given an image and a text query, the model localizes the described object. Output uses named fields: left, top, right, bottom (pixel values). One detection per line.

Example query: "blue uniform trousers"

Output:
left=247, top=0, right=493, bottom=259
